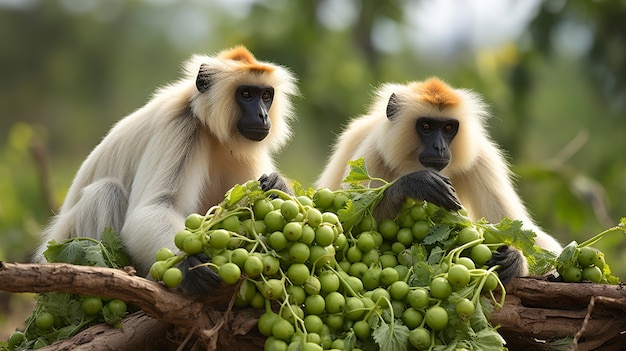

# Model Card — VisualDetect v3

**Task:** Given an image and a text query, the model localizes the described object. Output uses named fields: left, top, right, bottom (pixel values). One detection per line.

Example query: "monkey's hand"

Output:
left=178, top=253, right=221, bottom=294
left=374, top=169, right=462, bottom=220
left=486, top=246, right=529, bottom=285
left=259, top=172, right=293, bottom=195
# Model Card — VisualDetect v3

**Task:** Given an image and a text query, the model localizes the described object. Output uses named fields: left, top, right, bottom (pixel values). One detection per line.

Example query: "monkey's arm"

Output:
left=373, top=169, right=462, bottom=221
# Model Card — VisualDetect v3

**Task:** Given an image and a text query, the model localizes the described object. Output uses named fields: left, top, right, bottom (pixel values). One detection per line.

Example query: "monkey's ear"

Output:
left=386, top=93, right=400, bottom=120
left=196, top=64, right=214, bottom=93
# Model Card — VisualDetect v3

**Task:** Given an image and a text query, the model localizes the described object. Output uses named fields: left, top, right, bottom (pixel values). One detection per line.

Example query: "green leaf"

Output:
left=423, top=224, right=452, bottom=245
left=43, top=239, right=92, bottom=265
left=337, top=190, right=381, bottom=231
left=372, top=319, right=410, bottom=351
left=471, top=328, right=505, bottom=351
left=342, top=158, right=372, bottom=185
left=101, top=227, right=133, bottom=267
left=84, top=245, right=108, bottom=267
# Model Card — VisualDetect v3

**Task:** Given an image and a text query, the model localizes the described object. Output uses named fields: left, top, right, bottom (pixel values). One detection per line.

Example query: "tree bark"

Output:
left=1, top=262, right=625, bottom=351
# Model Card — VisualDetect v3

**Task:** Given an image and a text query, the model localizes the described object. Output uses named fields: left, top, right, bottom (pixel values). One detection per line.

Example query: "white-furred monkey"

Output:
left=34, top=46, right=298, bottom=293
left=316, top=77, right=562, bottom=283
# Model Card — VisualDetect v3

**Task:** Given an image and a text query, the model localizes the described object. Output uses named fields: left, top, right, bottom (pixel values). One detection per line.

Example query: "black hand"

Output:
left=486, top=246, right=526, bottom=285
left=259, top=172, right=293, bottom=195
left=178, top=253, right=221, bottom=294
left=374, top=169, right=462, bottom=220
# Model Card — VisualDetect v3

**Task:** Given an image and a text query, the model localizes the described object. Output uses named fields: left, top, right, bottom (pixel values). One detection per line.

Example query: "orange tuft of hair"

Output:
left=218, top=45, right=275, bottom=73
left=416, top=77, right=460, bottom=110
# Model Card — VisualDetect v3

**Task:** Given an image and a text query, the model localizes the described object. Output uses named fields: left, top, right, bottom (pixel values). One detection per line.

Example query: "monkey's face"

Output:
left=235, top=85, right=275, bottom=141
left=415, top=117, right=459, bottom=171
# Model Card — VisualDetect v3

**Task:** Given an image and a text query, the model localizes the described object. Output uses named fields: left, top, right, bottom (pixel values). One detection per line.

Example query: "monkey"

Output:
left=316, top=77, right=562, bottom=283
left=34, top=46, right=298, bottom=293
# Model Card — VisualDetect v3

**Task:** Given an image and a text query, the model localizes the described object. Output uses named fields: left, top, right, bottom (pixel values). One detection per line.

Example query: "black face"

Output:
left=235, top=84, right=274, bottom=141
left=416, top=117, right=459, bottom=171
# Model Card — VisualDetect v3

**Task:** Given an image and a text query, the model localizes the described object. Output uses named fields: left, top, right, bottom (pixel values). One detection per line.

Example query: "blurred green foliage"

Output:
left=1, top=0, right=625, bottom=335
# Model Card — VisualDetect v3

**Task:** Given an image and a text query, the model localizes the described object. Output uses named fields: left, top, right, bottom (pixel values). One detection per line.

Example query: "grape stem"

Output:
left=577, top=222, right=626, bottom=248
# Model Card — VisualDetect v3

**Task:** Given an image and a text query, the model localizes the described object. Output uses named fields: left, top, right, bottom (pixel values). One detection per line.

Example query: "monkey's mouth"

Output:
left=239, top=126, right=270, bottom=141
left=420, top=158, right=449, bottom=171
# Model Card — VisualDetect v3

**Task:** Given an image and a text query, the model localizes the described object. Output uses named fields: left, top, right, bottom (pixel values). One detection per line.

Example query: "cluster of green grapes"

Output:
left=558, top=246, right=607, bottom=283
left=7, top=294, right=128, bottom=350
left=152, top=183, right=507, bottom=351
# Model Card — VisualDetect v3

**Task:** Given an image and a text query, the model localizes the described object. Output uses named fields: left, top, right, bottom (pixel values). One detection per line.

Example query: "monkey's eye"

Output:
left=241, top=91, right=251, bottom=99
left=444, top=124, right=453, bottom=132
left=421, top=123, right=431, bottom=131
left=261, top=91, right=272, bottom=102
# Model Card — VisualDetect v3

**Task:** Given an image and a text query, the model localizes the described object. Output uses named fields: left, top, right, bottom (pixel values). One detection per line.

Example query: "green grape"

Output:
left=593, top=252, right=606, bottom=270
left=388, top=280, right=410, bottom=301
left=243, top=255, right=264, bottom=278
left=411, top=220, right=431, bottom=241
left=430, top=277, right=452, bottom=299
left=262, top=255, right=281, bottom=276
left=258, top=311, right=279, bottom=336
left=283, top=222, right=303, bottom=241
left=182, top=235, right=203, bottom=254
left=306, top=207, right=323, bottom=228
left=379, top=253, right=398, bottom=268
left=410, top=204, right=427, bottom=221
left=455, top=256, right=476, bottom=270
left=280, top=200, right=300, bottom=221
left=361, top=249, right=379, bottom=266
left=230, top=247, right=249, bottom=267
left=304, top=314, right=324, bottom=334
left=265, top=210, right=287, bottom=232
left=325, top=313, right=344, bottom=330
left=174, top=229, right=193, bottom=250
left=425, top=306, right=449, bottom=331
left=402, top=308, right=423, bottom=329
left=396, top=228, right=414, bottom=246
left=268, top=231, right=288, bottom=250
left=315, top=225, right=335, bottom=246
left=253, top=198, right=273, bottom=220
left=319, top=271, right=340, bottom=294
left=304, top=275, right=321, bottom=295
left=333, top=193, right=349, bottom=210
left=407, top=288, right=430, bottom=309
left=447, top=264, right=471, bottom=288
left=353, top=320, right=372, bottom=340
left=287, top=285, right=306, bottom=305
left=300, top=225, right=316, bottom=244
left=209, top=229, right=231, bottom=250
left=470, top=244, right=493, bottom=267
left=313, top=188, right=335, bottom=209
left=482, top=272, right=500, bottom=292
left=185, top=213, right=204, bottom=230
left=149, top=260, right=168, bottom=280
left=346, top=245, right=363, bottom=263
left=266, top=338, right=288, bottom=351
left=288, top=242, right=310, bottom=263
left=379, top=219, right=399, bottom=240
left=219, top=263, right=241, bottom=285
left=272, top=318, right=295, bottom=341
left=582, top=265, right=603, bottom=283
left=324, top=291, right=346, bottom=313
left=287, top=263, right=310, bottom=285
left=380, top=267, right=400, bottom=287
left=260, top=279, right=285, bottom=300
left=345, top=276, right=364, bottom=295
left=220, top=215, right=240, bottom=232
left=155, top=247, right=175, bottom=262
left=304, top=294, right=326, bottom=315
left=162, top=267, right=183, bottom=288
left=358, top=214, right=377, bottom=232
left=457, top=226, right=480, bottom=244
left=344, top=297, right=365, bottom=320
left=409, top=327, right=431, bottom=349
left=562, top=266, right=583, bottom=282
left=348, top=261, right=368, bottom=278
left=357, top=232, right=376, bottom=252
left=455, top=298, right=475, bottom=317
left=8, top=331, right=26, bottom=349
left=297, top=195, right=314, bottom=207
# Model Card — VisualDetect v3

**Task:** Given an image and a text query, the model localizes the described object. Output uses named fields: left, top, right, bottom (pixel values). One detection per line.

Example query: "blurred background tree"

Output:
left=1, top=0, right=625, bottom=339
